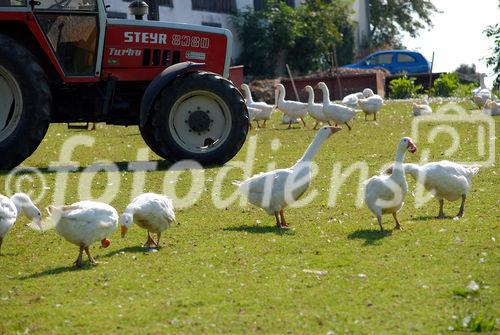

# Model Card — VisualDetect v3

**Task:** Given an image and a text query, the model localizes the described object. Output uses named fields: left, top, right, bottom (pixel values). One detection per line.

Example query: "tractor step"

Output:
left=67, top=122, right=96, bottom=130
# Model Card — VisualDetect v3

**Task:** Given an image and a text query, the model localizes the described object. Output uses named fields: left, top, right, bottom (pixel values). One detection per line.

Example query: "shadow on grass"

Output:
left=0, top=159, right=227, bottom=175
left=411, top=215, right=453, bottom=221
left=347, top=229, right=392, bottom=246
left=104, top=246, right=150, bottom=257
left=223, top=225, right=295, bottom=235
left=17, top=263, right=94, bottom=280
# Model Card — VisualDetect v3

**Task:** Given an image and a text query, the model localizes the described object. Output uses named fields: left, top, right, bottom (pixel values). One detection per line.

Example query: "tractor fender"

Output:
left=140, top=61, right=205, bottom=127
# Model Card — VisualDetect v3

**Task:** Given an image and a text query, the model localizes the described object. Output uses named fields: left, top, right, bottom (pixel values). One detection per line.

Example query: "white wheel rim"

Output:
left=0, top=65, right=22, bottom=142
left=168, top=90, right=232, bottom=154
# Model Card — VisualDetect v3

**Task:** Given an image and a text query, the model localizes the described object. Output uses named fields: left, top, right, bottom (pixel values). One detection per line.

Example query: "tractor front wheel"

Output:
left=0, top=34, right=51, bottom=170
left=144, top=72, right=249, bottom=166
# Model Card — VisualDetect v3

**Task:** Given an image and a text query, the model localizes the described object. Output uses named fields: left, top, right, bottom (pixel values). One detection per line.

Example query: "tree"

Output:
left=454, top=64, right=478, bottom=84
left=368, top=0, right=438, bottom=49
left=485, top=23, right=500, bottom=90
left=231, top=0, right=354, bottom=76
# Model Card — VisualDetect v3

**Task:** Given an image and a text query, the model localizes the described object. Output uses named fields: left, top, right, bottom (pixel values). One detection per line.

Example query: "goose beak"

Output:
left=121, top=225, right=128, bottom=238
left=101, top=239, right=111, bottom=248
left=327, top=126, right=342, bottom=134
left=33, top=218, right=42, bottom=231
left=407, top=140, right=417, bottom=153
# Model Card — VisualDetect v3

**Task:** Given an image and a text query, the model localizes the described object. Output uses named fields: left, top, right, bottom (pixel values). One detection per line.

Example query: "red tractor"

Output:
left=0, top=0, right=249, bottom=170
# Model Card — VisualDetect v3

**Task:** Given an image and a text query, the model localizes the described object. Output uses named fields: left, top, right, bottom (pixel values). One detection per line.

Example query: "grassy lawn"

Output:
left=0, top=101, right=498, bottom=334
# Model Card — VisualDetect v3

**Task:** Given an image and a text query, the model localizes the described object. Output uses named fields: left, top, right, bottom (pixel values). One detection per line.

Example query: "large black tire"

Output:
left=144, top=72, right=249, bottom=166
left=0, top=34, right=51, bottom=170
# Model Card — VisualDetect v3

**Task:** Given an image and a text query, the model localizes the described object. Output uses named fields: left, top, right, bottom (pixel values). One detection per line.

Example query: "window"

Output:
left=192, top=0, right=236, bottom=13
left=202, top=21, right=222, bottom=28
left=368, top=53, right=392, bottom=65
left=397, top=53, right=416, bottom=63
left=158, top=0, right=173, bottom=7
left=37, top=0, right=97, bottom=11
left=0, top=0, right=26, bottom=7
left=36, top=14, right=98, bottom=75
left=107, top=11, right=127, bottom=18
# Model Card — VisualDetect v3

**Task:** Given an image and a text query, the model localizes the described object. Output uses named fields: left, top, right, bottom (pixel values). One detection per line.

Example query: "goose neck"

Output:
left=297, top=133, right=327, bottom=164
left=402, top=163, right=420, bottom=180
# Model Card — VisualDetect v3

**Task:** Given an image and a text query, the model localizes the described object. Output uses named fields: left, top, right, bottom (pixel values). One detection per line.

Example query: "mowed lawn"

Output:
left=0, top=101, right=498, bottom=334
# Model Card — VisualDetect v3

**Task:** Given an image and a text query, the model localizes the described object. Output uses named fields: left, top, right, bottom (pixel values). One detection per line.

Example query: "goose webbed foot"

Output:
left=279, top=210, right=290, bottom=229
left=85, top=246, right=97, bottom=264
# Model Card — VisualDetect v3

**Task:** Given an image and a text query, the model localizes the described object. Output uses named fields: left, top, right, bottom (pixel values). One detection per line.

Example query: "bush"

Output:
left=432, top=72, right=459, bottom=97
left=453, top=82, right=478, bottom=98
left=389, top=75, right=423, bottom=99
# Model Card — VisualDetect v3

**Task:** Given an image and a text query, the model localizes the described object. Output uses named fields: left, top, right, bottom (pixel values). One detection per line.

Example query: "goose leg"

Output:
left=374, top=113, right=377, bottom=121
left=364, top=113, right=368, bottom=121
left=455, top=195, right=466, bottom=218
left=84, top=246, right=97, bottom=264
left=327, top=121, right=332, bottom=126
left=256, top=120, right=260, bottom=128
left=344, top=122, right=352, bottom=131
left=274, top=212, right=281, bottom=228
left=436, top=199, right=445, bottom=219
left=0, top=237, right=3, bottom=255
left=279, top=210, right=289, bottom=228
left=74, top=245, right=84, bottom=268
left=376, top=214, right=384, bottom=232
left=300, top=117, right=307, bottom=128
left=313, top=121, right=319, bottom=130
left=392, top=213, right=402, bottom=230
left=156, top=232, right=161, bottom=247
left=287, top=120, right=292, bottom=129
left=262, top=120, right=267, bottom=128
left=143, top=231, right=156, bottom=248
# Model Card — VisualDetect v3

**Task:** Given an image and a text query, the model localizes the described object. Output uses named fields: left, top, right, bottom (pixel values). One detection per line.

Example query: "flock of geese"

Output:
left=0, top=82, right=491, bottom=267
left=241, top=83, right=385, bottom=130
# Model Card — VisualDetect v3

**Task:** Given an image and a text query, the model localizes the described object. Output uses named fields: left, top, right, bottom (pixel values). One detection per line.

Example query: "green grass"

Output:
left=0, top=101, right=498, bottom=334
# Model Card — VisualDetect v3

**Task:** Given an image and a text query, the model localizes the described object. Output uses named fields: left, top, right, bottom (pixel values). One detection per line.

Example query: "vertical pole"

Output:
left=333, top=46, right=343, bottom=100
left=286, top=64, right=300, bottom=101
left=428, top=51, right=435, bottom=97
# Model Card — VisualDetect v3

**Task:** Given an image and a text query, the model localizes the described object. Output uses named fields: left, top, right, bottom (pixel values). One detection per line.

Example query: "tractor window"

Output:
left=36, top=14, right=97, bottom=75
left=0, top=0, right=26, bottom=6
left=37, top=0, right=97, bottom=11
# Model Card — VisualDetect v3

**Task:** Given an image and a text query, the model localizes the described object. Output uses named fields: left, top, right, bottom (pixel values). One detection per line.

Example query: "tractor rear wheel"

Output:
left=0, top=34, right=51, bottom=170
left=146, top=72, right=249, bottom=166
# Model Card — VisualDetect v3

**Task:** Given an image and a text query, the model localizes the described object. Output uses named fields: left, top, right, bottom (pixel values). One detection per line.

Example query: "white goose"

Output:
left=45, top=201, right=118, bottom=267
left=275, top=84, right=308, bottom=128
left=235, top=126, right=342, bottom=228
left=364, top=137, right=417, bottom=231
left=247, top=106, right=261, bottom=127
left=358, top=88, right=384, bottom=121
left=472, top=88, right=491, bottom=108
left=483, top=99, right=500, bottom=116
left=412, top=102, right=432, bottom=116
left=240, top=83, right=275, bottom=128
left=387, top=161, right=479, bottom=219
left=0, top=193, right=41, bottom=254
left=342, top=91, right=364, bottom=108
left=304, top=85, right=331, bottom=129
left=316, top=82, right=356, bottom=130
left=473, top=89, right=492, bottom=108
left=121, top=193, right=175, bottom=248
